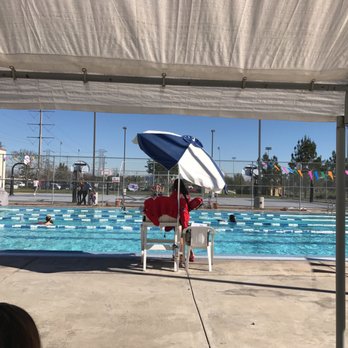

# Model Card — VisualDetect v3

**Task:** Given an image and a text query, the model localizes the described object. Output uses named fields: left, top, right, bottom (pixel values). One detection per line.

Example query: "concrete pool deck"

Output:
left=0, top=254, right=343, bottom=347
left=7, top=192, right=334, bottom=212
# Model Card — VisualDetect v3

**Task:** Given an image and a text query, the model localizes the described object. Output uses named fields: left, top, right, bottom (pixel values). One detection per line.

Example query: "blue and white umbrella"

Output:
left=134, top=130, right=225, bottom=193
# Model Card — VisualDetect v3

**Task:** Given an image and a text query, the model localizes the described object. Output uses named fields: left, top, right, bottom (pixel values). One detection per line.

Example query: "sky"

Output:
left=0, top=109, right=337, bottom=168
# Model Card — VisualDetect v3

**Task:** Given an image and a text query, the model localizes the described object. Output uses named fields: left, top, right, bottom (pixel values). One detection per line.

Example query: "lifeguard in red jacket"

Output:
left=143, top=179, right=203, bottom=262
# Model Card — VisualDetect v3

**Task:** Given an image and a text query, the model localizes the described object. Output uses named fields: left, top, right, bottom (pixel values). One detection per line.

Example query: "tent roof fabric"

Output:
left=0, top=0, right=347, bottom=120
left=1, top=2, right=346, bottom=341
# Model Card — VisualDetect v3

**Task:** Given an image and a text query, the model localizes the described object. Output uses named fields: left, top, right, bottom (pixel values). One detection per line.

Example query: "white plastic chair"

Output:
left=183, top=226, right=215, bottom=272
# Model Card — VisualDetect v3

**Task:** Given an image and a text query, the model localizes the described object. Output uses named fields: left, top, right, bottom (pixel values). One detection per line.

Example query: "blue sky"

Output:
left=0, top=109, right=337, bottom=165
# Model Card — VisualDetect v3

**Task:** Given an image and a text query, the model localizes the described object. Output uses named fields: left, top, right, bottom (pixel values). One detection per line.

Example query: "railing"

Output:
left=0, top=154, right=345, bottom=210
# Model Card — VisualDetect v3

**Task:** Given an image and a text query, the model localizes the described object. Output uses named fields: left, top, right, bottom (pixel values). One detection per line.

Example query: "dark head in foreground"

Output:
left=0, top=302, right=41, bottom=348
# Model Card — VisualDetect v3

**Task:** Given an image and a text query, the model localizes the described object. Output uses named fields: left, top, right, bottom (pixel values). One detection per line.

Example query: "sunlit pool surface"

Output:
left=0, top=207, right=343, bottom=258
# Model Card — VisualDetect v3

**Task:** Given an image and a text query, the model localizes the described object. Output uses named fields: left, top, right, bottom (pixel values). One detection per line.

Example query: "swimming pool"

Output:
left=0, top=207, right=343, bottom=258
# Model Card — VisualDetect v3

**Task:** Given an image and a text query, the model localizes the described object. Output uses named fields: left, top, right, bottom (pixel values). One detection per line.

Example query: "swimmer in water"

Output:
left=217, top=214, right=237, bottom=224
left=228, top=214, right=237, bottom=223
left=38, top=215, right=54, bottom=226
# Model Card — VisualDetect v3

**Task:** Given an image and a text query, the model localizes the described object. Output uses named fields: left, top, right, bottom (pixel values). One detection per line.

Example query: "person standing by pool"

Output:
left=81, top=181, right=92, bottom=205
left=89, top=187, right=97, bottom=205
left=33, top=179, right=39, bottom=196
left=77, top=181, right=83, bottom=205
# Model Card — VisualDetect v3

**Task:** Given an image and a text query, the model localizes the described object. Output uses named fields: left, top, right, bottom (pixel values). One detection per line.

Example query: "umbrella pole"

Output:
left=176, top=176, right=182, bottom=266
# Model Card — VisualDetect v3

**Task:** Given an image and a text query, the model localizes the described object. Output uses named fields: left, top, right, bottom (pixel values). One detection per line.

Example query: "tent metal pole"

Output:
left=122, top=127, right=127, bottom=210
left=336, top=112, right=346, bottom=348
left=1, top=70, right=348, bottom=91
left=256, top=119, right=261, bottom=201
left=92, top=112, right=96, bottom=179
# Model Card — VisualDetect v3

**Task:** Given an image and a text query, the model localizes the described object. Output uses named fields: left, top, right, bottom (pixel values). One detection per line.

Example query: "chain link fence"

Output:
left=0, top=153, right=343, bottom=210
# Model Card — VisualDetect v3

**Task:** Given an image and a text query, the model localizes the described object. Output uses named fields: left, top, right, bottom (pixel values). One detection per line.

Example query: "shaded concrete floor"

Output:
left=8, top=192, right=332, bottom=212
left=0, top=254, right=345, bottom=348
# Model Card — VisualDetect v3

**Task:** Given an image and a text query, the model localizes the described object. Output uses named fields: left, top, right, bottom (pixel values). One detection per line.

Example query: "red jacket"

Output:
left=144, top=192, right=190, bottom=228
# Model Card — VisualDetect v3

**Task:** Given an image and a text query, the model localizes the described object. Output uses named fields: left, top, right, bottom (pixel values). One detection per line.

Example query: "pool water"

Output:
left=0, top=207, right=343, bottom=258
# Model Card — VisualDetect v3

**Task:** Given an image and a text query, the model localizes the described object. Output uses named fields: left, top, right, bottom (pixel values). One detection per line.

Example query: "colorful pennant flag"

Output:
left=253, top=163, right=345, bottom=180
left=308, top=170, right=313, bottom=181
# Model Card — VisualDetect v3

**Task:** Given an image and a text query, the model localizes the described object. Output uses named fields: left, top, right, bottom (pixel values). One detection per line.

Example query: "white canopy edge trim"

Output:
left=0, top=78, right=344, bottom=122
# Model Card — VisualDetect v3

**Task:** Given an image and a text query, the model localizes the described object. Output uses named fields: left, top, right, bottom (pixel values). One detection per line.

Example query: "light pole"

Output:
left=38, top=110, right=42, bottom=173
left=232, top=156, right=236, bottom=175
left=211, top=129, right=215, bottom=158
left=265, top=146, right=272, bottom=158
left=217, top=146, right=221, bottom=168
left=59, top=141, right=62, bottom=164
left=122, top=127, right=127, bottom=209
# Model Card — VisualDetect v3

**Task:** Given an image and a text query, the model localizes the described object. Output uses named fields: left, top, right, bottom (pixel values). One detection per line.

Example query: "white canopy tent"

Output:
left=0, top=0, right=347, bottom=119
left=0, top=0, right=347, bottom=345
